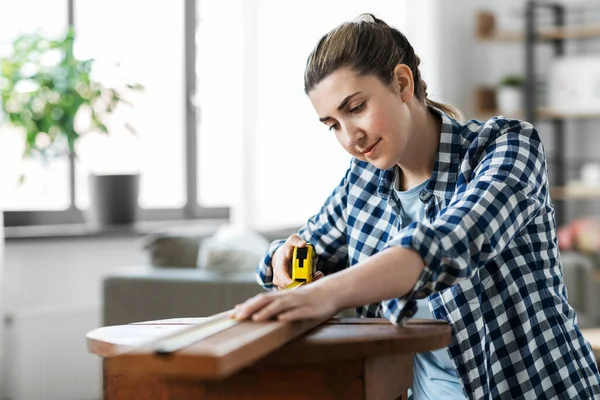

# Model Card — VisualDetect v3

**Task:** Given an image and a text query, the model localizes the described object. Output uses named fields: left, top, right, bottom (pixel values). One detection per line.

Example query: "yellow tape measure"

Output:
left=285, top=244, right=317, bottom=289
left=152, top=244, right=317, bottom=355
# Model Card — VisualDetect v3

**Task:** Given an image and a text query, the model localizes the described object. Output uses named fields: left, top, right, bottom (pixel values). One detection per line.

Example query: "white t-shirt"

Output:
left=393, top=170, right=466, bottom=399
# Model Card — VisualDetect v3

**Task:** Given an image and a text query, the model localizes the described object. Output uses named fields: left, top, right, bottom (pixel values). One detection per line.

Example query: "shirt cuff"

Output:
left=380, top=221, right=442, bottom=325
left=380, top=297, right=419, bottom=326
left=255, top=239, right=286, bottom=290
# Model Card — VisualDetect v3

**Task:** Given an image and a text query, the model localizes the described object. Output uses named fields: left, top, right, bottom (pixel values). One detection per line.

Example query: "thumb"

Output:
left=287, top=234, right=306, bottom=248
left=294, top=238, right=306, bottom=247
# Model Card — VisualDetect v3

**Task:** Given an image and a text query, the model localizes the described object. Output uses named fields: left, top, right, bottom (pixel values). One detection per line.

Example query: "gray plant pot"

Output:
left=88, top=174, right=140, bottom=227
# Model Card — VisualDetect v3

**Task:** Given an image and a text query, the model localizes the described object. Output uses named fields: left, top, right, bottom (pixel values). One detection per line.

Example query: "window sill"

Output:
left=4, top=218, right=226, bottom=241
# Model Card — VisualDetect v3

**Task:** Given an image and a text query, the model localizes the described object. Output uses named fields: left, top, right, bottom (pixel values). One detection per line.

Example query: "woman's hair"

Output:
left=304, top=13, right=462, bottom=121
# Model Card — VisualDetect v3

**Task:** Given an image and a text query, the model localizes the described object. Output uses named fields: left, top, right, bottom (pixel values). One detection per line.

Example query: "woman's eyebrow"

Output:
left=319, top=92, right=363, bottom=122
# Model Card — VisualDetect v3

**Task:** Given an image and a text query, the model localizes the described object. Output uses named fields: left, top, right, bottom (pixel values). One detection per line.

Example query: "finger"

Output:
left=285, top=234, right=306, bottom=248
left=273, top=258, right=293, bottom=289
left=313, top=271, right=324, bottom=281
left=252, top=296, right=296, bottom=322
left=273, top=260, right=293, bottom=288
left=233, top=293, right=275, bottom=321
left=273, top=271, right=293, bottom=289
left=228, top=305, right=240, bottom=317
left=277, top=306, right=313, bottom=321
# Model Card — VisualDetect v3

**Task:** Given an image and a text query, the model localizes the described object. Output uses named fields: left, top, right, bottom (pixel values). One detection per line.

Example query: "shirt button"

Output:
left=419, top=190, right=432, bottom=202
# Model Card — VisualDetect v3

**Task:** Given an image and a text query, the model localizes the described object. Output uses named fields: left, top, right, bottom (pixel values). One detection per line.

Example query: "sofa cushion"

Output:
left=197, top=225, right=271, bottom=272
left=102, top=266, right=263, bottom=326
left=141, top=225, right=301, bottom=268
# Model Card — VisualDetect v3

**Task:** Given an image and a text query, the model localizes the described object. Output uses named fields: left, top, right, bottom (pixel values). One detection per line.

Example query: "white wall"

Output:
left=1, top=236, right=145, bottom=400
left=243, top=1, right=448, bottom=231
left=437, top=0, right=600, bottom=221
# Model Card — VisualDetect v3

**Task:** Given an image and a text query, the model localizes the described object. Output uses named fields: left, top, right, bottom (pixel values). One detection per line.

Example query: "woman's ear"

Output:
left=393, top=64, right=414, bottom=102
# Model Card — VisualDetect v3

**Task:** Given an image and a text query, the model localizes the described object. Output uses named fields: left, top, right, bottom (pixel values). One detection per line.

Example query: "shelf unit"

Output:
left=475, top=3, right=600, bottom=225
left=475, top=106, right=600, bottom=122
left=477, top=24, right=600, bottom=42
left=552, top=186, right=600, bottom=201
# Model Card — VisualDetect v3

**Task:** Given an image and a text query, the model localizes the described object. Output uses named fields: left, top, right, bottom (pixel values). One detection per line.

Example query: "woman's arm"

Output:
left=235, top=246, right=423, bottom=321
left=321, top=246, right=424, bottom=309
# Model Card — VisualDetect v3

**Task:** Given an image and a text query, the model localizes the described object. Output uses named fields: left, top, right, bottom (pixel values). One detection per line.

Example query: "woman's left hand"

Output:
left=232, top=273, right=339, bottom=322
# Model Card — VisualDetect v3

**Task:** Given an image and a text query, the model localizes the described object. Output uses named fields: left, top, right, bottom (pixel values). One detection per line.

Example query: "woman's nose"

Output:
left=341, top=125, right=365, bottom=149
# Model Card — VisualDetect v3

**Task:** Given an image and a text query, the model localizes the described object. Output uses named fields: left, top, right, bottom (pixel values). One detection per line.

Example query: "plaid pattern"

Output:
left=256, top=108, right=600, bottom=399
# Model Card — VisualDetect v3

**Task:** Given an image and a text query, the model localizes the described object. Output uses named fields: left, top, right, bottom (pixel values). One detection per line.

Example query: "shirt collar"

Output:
left=377, top=106, right=462, bottom=200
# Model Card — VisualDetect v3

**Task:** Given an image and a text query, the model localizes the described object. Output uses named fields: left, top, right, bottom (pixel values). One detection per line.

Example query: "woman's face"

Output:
left=308, top=66, right=414, bottom=170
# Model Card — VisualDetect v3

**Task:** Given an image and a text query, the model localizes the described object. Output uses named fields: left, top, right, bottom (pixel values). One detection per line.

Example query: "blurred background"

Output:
left=1, top=0, right=600, bottom=399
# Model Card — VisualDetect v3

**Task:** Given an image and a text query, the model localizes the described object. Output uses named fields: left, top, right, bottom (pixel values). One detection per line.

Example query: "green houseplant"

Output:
left=499, top=74, right=525, bottom=88
left=0, top=27, right=143, bottom=226
left=497, top=74, right=524, bottom=116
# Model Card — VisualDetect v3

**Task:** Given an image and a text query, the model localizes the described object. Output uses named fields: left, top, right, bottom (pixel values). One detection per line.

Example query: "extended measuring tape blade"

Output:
left=284, top=280, right=305, bottom=289
left=154, top=312, right=239, bottom=356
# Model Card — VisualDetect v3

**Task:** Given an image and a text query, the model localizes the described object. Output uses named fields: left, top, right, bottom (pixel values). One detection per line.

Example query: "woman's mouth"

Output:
left=362, top=139, right=381, bottom=157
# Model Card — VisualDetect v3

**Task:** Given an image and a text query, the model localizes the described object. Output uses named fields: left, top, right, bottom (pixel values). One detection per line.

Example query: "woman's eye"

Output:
left=328, top=123, right=339, bottom=131
left=350, top=103, right=365, bottom=114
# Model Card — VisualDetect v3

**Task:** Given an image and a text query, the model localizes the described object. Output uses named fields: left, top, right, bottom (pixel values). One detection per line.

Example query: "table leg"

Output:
left=364, top=354, right=412, bottom=400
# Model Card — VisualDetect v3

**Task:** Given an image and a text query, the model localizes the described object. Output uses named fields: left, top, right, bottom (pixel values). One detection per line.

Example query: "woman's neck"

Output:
left=396, top=104, right=441, bottom=191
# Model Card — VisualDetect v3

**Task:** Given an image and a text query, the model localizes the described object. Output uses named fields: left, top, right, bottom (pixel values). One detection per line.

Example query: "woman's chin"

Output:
left=369, top=158, right=395, bottom=170
left=354, top=154, right=394, bottom=170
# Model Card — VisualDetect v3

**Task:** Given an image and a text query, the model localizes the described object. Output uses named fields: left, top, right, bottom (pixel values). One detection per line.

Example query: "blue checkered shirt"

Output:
left=256, top=108, right=600, bottom=399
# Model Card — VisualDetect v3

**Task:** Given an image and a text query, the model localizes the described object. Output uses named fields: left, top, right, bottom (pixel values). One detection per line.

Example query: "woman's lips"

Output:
left=363, top=139, right=381, bottom=157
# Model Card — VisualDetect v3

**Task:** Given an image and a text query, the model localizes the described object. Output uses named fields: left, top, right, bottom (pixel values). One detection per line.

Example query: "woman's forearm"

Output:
left=317, top=246, right=425, bottom=311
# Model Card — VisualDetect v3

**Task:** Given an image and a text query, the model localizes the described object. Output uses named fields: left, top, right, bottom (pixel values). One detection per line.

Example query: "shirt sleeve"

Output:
left=381, top=121, right=548, bottom=325
left=255, top=161, right=352, bottom=290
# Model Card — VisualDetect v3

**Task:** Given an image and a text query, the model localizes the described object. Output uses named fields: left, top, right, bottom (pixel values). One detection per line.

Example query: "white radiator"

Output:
left=2, top=305, right=102, bottom=400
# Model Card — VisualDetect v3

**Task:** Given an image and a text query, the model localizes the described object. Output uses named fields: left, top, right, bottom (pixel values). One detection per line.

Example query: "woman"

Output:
left=232, top=13, right=600, bottom=399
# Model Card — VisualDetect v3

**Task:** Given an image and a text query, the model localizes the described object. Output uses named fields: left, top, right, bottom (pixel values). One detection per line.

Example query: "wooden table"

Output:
left=87, top=317, right=451, bottom=400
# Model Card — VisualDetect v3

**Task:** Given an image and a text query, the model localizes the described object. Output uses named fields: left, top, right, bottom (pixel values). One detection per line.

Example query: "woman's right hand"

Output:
left=271, top=234, right=307, bottom=289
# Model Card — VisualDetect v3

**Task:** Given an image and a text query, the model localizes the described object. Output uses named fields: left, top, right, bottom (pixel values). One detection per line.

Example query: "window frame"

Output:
left=4, top=0, right=229, bottom=227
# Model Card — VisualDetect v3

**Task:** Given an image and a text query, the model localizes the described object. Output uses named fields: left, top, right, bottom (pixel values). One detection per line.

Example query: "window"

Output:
left=196, top=0, right=243, bottom=208
left=2, top=0, right=424, bottom=229
left=0, top=0, right=69, bottom=211
left=1, top=0, right=227, bottom=226
left=74, top=0, right=186, bottom=209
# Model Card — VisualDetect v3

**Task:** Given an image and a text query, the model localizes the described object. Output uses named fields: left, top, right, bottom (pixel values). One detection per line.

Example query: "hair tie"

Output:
left=353, top=13, right=375, bottom=23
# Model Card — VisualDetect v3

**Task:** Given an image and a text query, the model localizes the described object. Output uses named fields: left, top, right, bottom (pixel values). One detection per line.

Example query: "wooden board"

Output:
left=255, top=318, right=451, bottom=366
left=89, top=316, right=325, bottom=379
left=89, top=317, right=451, bottom=381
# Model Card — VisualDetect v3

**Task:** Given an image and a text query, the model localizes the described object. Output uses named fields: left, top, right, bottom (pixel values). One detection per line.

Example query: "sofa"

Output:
left=102, top=225, right=300, bottom=326
left=102, top=226, right=600, bottom=329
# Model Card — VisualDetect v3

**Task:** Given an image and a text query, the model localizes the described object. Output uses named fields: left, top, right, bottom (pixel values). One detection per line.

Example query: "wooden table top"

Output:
left=88, top=317, right=451, bottom=379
